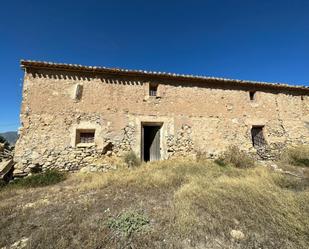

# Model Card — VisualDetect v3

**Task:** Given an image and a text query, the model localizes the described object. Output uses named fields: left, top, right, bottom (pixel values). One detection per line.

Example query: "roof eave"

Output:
left=20, top=60, right=309, bottom=93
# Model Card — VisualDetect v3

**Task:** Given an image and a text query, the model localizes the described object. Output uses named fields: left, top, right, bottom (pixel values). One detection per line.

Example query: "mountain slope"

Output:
left=0, top=131, right=18, bottom=145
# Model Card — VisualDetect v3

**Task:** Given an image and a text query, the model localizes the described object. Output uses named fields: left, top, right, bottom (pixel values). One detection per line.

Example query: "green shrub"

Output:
left=124, top=151, right=141, bottom=168
left=107, top=210, right=149, bottom=237
left=281, top=146, right=309, bottom=167
left=11, top=170, right=66, bottom=188
left=218, top=146, right=255, bottom=168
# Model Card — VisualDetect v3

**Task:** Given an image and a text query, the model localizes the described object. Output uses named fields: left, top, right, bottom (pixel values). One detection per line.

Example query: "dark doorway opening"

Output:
left=142, top=124, right=161, bottom=162
left=251, top=126, right=266, bottom=148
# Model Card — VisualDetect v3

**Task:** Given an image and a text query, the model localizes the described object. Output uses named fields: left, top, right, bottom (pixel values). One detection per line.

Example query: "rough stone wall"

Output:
left=14, top=68, right=309, bottom=173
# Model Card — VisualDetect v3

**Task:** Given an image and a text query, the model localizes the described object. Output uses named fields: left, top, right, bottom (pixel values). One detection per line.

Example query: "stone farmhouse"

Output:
left=14, top=60, right=309, bottom=173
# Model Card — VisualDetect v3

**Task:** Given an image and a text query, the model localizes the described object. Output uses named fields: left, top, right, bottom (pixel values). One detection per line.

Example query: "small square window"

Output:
left=149, top=84, right=158, bottom=97
left=249, top=91, right=256, bottom=101
left=76, top=130, right=95, bottom=145
left=251, top=126, right=266, bottom=148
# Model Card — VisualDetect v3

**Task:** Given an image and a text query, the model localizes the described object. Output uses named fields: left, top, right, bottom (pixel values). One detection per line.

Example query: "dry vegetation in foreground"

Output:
left=281, top=145, right=309, bottom=168
left=0, top=152, right=309, bottom=248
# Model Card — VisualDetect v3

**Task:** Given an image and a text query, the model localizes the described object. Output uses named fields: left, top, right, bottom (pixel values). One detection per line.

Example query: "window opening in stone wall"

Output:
left=76, top=130, right=95, bottom=145
left=149, top=84, right=158, bottom=97
left=249, top=91, right=256, bottom=101
left=74, top=84, right=83, bottom=101
left=251, top=126, right=266, bottom=148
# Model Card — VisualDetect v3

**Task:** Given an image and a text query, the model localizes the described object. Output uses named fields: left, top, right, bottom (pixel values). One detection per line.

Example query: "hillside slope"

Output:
left=0, top=159, right=308, bottom=249
left=0, top=131, right=18, bottom=145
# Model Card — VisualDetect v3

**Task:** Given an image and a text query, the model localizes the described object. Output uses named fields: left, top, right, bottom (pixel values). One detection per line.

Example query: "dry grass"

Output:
left=0, top=159, right=308, bottom=248
left=216, top=145, right=255, bottom=168
left=123, top=151, right=141, bottom=168
left=281, top=145, right=309, bottom=167
left=173, top=165, right=309, bottom=248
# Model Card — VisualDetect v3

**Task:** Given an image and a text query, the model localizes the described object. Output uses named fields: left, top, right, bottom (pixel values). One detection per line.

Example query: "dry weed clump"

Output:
left=123, top=151, right=141, bottom=168
left=281, top=145, right=309, bottom=167
left=216, top=146, right=255, bottom=168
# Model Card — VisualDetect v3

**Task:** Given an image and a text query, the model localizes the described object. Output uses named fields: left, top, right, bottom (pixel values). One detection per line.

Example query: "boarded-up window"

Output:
left=76, top=130, right=95, bottom=144
left=149, top=84, right=158, bottom=96
left=251, top=126, right=266, bottom=147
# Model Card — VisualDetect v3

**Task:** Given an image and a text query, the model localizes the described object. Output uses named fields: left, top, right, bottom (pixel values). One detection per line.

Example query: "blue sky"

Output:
left=0, top=0, right=308, bottom=132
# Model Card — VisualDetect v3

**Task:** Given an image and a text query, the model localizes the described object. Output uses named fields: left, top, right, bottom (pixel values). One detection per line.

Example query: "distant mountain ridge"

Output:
left=0, top=131, right=18, bottom=145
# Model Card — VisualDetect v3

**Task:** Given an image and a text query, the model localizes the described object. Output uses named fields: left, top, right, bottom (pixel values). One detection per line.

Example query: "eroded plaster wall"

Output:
left=14, top=68, right=309, bottom=173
